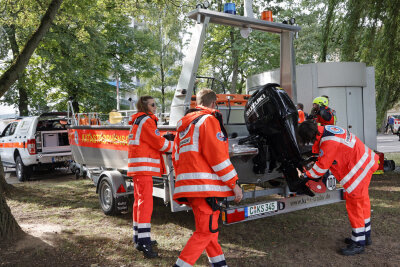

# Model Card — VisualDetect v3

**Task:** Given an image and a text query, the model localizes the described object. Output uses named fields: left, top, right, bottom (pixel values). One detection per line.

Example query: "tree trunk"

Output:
left=0, top=0, right=63, bottom=97
left=0, top=162, right=12, bottom=194
left=319, top=0, right=339, bottom=62
left=0, top=0, right=63, bottom=242
left=159, top=22, right=166, bottom=114
left=160, top=44, right=165, bottom=114
left=4, top=24, right=30, bottom=116
left=72, top=99, right=80, bottom=113
left=17, top=76, right=29, bottom=116
left=341, top=0, right=364, bottom=61
left=0, top=160, right=24, bottom=242
left=230, top=30, right=239, bottom=93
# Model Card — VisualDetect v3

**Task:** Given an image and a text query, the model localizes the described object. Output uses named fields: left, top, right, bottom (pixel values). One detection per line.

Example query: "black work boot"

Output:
left=341, top=242, right=365, bottom=256
left=137, top=243, right=158, bottom=258
left=344, top=236, right=372, bottom=246
left=135, top=240, right=158, bottom=250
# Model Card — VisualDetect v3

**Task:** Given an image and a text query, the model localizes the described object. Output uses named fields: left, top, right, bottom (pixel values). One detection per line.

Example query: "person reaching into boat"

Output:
left=127, top=96, right=173, bottom=258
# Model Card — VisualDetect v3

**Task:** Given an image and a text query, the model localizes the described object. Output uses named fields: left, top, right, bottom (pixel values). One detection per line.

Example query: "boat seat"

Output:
left=109, top=111, right=123, bottom=124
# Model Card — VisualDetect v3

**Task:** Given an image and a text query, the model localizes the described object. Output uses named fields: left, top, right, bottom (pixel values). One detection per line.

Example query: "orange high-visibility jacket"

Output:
left=172, top=106, right=238, bottom=204
left=298, top=109, right=305, bottom=124
left=305, top=126, right=379, bottom=194
left=127, top=112, right=173, bottom=177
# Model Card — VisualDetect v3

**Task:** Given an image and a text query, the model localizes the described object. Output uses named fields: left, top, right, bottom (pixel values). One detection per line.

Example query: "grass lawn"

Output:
left=1, top=158, right=400, bottom=266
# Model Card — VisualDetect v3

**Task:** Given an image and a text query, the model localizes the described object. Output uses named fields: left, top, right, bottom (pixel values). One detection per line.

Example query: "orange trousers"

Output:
left=174, top=198, right=227, bottom=267
left=344, top=172, right=372, bottom=246
left=132, top=175, right=153, bottom=246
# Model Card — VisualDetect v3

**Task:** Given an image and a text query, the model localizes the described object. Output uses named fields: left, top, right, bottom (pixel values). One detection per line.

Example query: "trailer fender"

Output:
left=96, top=171, right=130, bottom=215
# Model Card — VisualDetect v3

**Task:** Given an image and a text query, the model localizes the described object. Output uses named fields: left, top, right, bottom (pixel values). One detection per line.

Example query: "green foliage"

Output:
left=319, top=0, right=400, bottom=127
left=1, top=0, right=400, bottom=125
left=134, top=2, right=186, bottom=113
left=0, top=0, right=181, bottom=114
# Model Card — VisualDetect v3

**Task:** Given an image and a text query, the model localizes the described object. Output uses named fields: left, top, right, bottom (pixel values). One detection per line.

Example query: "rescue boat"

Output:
left=67, top=111, right=175, bottom=171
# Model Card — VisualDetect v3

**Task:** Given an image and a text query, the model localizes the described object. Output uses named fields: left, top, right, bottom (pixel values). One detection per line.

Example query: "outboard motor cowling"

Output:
left=244, top=83, right=314, bottom=196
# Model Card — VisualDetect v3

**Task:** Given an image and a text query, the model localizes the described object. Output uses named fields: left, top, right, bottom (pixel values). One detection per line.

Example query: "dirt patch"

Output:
left=1, top=168, right=400, bottom=266
left=16, top=223, right=63, bottom=249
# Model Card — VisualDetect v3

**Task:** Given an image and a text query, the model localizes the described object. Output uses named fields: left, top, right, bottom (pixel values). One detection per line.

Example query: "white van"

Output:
left=0, top=112, right=72, bottom=181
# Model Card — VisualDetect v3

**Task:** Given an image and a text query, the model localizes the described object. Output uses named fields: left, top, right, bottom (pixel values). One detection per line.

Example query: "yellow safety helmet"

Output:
left=312, top=96, right=328, bottom=106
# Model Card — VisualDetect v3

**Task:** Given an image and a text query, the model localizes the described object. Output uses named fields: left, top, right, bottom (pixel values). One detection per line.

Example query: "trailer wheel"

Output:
left=98, top=179, right=117, bottom=215
left=16, top=155, right=32, bottom=182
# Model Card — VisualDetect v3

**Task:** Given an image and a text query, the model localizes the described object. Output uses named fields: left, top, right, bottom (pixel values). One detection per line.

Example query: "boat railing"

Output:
left=69, top=110, right=170, bottom=126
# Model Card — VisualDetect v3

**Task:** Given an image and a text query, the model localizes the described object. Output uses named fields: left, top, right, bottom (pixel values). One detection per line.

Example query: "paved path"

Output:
left=377, top=133, right=400, bottom=153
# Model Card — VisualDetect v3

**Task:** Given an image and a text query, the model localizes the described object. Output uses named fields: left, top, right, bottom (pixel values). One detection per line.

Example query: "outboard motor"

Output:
left=243, top=83, right=314, bottom=196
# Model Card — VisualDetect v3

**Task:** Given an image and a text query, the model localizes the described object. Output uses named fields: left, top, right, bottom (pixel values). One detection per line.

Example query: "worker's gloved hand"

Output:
left=163, top=133, right=175, bottom=141
left=305, top=161, right=315, bottom=170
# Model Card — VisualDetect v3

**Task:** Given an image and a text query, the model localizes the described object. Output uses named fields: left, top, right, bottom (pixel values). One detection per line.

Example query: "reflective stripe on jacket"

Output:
left=172, top=106, right=238, bottom=204
left=305, top=126, right=379, bottom=194
left=127, top=112, right=173, bottom=177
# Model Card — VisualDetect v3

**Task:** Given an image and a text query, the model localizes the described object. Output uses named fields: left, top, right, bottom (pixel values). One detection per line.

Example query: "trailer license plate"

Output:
left=246, top=201, right=278, bottom=217
left=52, top=156, right=68, bottom=162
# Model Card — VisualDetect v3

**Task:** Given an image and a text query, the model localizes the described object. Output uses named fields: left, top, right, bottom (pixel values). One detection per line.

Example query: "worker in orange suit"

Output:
left=172, top=89, right=243, bottom=267
left=127, top=96, right=173, bottom=258
left=297, top=103, right=305, bottom=124
left=297, top=121, right=379, bottom=256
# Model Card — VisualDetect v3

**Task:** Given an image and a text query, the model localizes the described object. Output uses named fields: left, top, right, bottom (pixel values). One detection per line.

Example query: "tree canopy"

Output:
left=1, top=0, right=400, bottom=125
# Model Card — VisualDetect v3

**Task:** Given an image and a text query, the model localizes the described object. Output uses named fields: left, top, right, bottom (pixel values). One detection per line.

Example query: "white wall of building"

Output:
left=246, top=62, right=377, bottom=150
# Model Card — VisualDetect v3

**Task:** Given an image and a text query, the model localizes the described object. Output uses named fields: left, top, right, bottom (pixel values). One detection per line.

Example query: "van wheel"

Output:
left=99, top=179, right=117, bottom=215
left=16, top=156, right=32, bottom=182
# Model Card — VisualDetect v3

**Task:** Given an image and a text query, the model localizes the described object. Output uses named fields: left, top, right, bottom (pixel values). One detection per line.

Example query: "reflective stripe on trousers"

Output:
left=133, top=176, right=153, bottom=245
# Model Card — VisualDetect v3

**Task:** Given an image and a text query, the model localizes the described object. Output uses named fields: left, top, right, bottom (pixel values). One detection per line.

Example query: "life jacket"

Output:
left=172, top=106, right=238, bottom=204
left=316, top=106, right=335, bottom=126
left=298, top=109, right=305, bottom=124
left=305, top=125, right=379, bottom=194
left=127, top=112, right=173, bottom=177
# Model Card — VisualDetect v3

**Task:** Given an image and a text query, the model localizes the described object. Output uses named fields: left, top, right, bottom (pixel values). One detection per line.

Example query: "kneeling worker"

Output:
left=172, top=89, right=243, bottom=267
left=297, top=121, right=379, bottom=255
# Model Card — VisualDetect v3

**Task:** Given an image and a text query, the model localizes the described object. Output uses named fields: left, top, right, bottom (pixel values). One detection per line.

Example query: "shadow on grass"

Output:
left=0, top=232, right=105, bottom=267
left=5, top=173, right=400, bottom=266
left=7, top=179, right=100, bottom=211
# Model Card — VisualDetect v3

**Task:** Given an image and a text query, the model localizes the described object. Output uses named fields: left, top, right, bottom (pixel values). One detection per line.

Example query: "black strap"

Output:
left=206, top=197, right=222, bottom=233
left=185, top=109, right=227, bottom=139
left=209, top=213, right=219, bottom=233
left=134, top=114, right=157, bottom=127
left=214, top=111, right=228, bottom=140
left=192, top=114, right=205, bottom=125
left=134, top=114, right=148, bottom=125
